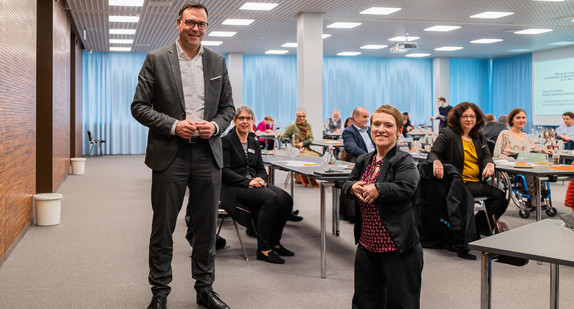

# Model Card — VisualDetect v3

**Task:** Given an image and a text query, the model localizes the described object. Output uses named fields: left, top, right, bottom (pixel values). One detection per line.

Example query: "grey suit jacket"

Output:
left=131, top=43, right=235, bottom=171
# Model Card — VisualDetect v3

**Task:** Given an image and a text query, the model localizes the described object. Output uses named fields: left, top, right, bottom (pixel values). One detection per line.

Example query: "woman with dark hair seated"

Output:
left=428, top=102, right=507, bottom=236
left=220, top=105, right=294, bottom=264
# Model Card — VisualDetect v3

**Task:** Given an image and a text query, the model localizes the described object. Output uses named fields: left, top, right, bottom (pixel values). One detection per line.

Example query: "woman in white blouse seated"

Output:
left=493, top=108, right=553, bottom=205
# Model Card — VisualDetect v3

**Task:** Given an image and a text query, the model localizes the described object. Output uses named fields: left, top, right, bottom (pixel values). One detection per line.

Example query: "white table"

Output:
left=468, top=219, right=574, bottom=309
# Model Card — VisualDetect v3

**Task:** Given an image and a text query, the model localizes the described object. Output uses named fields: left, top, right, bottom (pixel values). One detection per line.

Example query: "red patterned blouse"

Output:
left=358, top=155, right=397, bottom=253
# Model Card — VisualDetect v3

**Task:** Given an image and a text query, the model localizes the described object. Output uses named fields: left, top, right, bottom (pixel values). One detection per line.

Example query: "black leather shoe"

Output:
left=287, top=211, right=303, bottom=222
left=197, top=290, right=230, bottom=309
left=256, top=250, right=285, bottom=264
left=147, top=295, right=167, bottom=309
left=272, top=244, right=294, bottom=256
left=215, top=235, right=226, bottom=250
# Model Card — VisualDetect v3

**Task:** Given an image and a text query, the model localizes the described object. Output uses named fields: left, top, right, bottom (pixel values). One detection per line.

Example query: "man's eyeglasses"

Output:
left=461, top=115, right=476, bottom=119
left=237, top=116, right=253, bottom=122
left=183, top=19, right=208, bottom=30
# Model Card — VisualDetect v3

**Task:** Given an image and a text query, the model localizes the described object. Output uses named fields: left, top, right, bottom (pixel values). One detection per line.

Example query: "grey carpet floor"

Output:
left=0, top=155, right=573, bottom=309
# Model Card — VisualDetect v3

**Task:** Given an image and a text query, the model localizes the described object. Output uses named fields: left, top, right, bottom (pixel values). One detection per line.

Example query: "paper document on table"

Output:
left=277, top=161, right=318, bottom=167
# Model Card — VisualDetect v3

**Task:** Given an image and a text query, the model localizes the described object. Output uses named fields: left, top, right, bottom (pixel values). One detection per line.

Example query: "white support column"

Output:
left=297, top=12, right=323, bottom=139
left=227, top=52, right=243, bottom=107
left=432, top=57, right=450, bottom=131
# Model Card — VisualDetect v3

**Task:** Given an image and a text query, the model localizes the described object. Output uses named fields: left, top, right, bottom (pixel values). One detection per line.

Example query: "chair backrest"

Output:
left=516, top=152, right=546, bottom=163
left=486, top=139, right=496, bottom=155
left=87, top=131, right=94, bottom=142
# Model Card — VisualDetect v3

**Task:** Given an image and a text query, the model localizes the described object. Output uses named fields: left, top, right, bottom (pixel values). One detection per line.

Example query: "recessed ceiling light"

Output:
left=550, top=41, right=574, bottom=46
left=109, top=16, right=140, bottom=23
left=222, top=19, right=254, bottom=26
left=202, top=41, right=223, bottom=46
left=508, top=49, right=533, bottom=52
left=265, top=50, right=288, bottom=54
left=405, top=53, right=431, bottom=57
left=360, top=7, right=401, bottom=15
left=470, top=11, right=514, bottom=19
left=471, top=38, right=503, bottom=44
left=322, top=34, right=332, bottom=39
left=282, top=43, right=298, bottom=48
left=327, top=22, right=361, bottom=29
left=514, top=28, right=553, bottom=34
left=109, top=29, right=136, bottom=35
left=110, top=39, right=134, bottom=44
left=424, top=25, right=461, bottom=32
left=110, top=47, right=132, bottom=52
left=388, top=36, right=420, bottom=42
left=208, top=31, right=237, bottom=37
left=337, top=52, right=361, bottom=56
left=240, top=3, right=279, bottom=10
left=435, top=46, right=463, bottom=51
left=360, top=45, right=387, bottom=49
left=109, top=0, right=144, bottom=6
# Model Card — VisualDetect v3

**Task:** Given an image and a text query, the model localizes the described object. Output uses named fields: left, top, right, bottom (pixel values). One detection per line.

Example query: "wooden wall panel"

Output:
left=37, top=0, right=72, bottom=193
left=52, top=1, right=72, bottom=189
left=72, top=36, right=83, bottom=158
left=0, top=0, right=37, bottom=260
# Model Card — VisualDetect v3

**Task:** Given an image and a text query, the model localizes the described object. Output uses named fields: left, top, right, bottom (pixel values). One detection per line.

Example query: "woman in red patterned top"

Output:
left=342, top=104, right=423, bottom=309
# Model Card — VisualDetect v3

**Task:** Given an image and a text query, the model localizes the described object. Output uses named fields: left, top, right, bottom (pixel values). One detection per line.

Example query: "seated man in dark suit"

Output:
left=340, top=107, right=375, bottom=222
left=482, top=113, right=507, bottom=142
left=342, top=107, right=375, bottom=162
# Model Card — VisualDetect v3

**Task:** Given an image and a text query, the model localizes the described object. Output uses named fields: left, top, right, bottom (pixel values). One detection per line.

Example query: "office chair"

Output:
left=87, top=130, right=105, bottom=156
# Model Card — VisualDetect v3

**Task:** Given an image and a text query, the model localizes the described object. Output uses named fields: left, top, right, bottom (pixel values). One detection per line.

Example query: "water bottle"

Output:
left=552, top=146, right=560, bottom=165
left=273, top=135, right=280, bottom=152
left=328, top=145, right=337, bottom=166
left=321, top=150, right=330, bottom=171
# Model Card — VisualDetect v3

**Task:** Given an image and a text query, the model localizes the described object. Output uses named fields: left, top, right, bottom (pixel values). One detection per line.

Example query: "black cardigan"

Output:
left=427, top=126, right=493, bottom=177
left=219, top=130, right=267, bottom=218
left=342, top=146, right=420, bottom=253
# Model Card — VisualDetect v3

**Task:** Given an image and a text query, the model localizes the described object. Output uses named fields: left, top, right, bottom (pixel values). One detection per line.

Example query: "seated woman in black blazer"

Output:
left=342, top=104, right=423, bottom=309
left=427, top=102, right=507, bottom=236
left=220, top=105, right=294, bottom=264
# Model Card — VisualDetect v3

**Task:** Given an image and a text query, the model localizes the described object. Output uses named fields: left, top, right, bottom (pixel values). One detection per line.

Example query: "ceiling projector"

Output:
left=389, top=41, right=418, bottom=53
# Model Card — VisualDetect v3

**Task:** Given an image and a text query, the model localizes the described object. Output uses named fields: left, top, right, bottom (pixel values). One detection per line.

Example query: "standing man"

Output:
left=342, top=107, right=375, bottom=162
left=430, top=97, right=452, bottom=128
left=557, top=112, right=574, bottom=150
left=131, top=2, right=234, bottom=309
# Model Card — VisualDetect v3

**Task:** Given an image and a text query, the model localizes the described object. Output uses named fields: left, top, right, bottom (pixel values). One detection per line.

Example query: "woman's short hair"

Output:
left=508, top=108, right=526, bottom=127
left=370, top=104, right=403, bottom=132
left=233, top=105, right=255, bottom=121
left=296, top=107, right=307, bottom=116
left=447, top=102, right=485, bottom=138
left=264, top=115, right=273, bottom=121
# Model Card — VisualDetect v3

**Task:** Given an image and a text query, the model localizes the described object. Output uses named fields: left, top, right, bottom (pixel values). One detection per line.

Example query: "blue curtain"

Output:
left=242, top=55, right=298, bottom=130
left=449, top=58, right=491, bottom=110
left=82, top=51, right=148, bottom=155
left=324, top=57, right=433, bottom=128
left=491, top=54, right=533, bottom=131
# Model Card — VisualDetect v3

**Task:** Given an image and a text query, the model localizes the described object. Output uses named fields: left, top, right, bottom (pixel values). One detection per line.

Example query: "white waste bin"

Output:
left=34, top=193, right=63, bottom=226
left=70, top=158, right=86, bottom=175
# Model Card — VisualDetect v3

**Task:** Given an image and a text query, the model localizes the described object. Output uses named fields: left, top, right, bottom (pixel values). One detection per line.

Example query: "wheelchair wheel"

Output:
left=518, top=209, right=530, bottom=219
left=545, top=207, right=557, bottom=217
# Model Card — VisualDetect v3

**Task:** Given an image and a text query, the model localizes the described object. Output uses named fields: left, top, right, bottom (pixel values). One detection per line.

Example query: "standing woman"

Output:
left=221, top=105, right=294, bottom=264
left=343, top=105, right=423, bottom=309
left=428, top=102, right=507, bottom=236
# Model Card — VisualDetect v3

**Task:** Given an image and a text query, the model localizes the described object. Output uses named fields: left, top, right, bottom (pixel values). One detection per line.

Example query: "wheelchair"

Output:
left=498, top=171, right=557, bottom=219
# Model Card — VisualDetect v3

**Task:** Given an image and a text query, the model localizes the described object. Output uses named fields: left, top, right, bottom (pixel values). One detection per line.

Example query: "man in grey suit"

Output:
left=131, top=2, right=234, bottom=309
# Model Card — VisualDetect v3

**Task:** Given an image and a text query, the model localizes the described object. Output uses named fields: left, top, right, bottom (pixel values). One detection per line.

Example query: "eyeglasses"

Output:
left=461, top=115, right=476, bottom=119
left=183, top=19, right=208, bottom=30
left=237, top=116, right=253, bottom=122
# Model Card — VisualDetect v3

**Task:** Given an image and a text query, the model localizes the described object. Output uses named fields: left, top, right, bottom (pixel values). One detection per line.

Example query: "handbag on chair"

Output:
left=491, top=214, right=509, bottom=234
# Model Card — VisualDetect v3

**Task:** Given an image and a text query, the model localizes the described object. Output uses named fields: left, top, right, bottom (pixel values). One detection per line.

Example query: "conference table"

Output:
left=311, top=139, right=345, bottom=156
left=262, top=154, right=352, bottom=278
left=494, top=162, right=574, bottom=221
left=468, top=219, right=574, bottom=309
